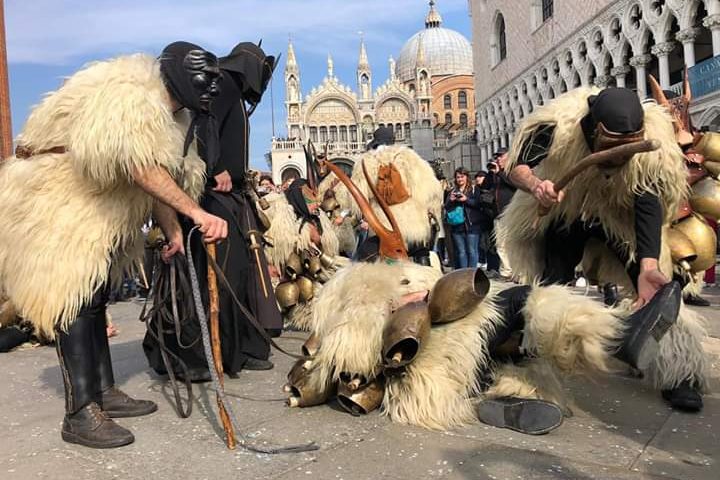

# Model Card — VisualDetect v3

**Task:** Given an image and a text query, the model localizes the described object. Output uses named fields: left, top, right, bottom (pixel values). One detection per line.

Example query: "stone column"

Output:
left=703, top=14, right=720, bottom=56
left=630, top=54, right=653, bottom=99
left=676, top=27, right=700, bottom=67
left=492, top=137, right=499, bottom=153
left=610, top=65, right=631, bottom=88
left=651, top=42, right=677, bottom=89
left=499, top=132, right=507, bottom=149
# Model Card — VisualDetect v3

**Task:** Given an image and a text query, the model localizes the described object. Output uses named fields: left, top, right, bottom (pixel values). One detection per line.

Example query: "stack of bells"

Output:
left=274, top=250, right=338, bottom=312
left=669, top=132, right=720, bottom=275
left=283, top=269, right=490, bottom=416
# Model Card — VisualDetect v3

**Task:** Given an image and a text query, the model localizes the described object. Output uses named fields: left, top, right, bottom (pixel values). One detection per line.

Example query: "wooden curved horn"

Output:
left=321, top=160, right=408, bottom=260
left=683, top=67, right=691, bottom=103
left=648, top=75, right=669, bottom=107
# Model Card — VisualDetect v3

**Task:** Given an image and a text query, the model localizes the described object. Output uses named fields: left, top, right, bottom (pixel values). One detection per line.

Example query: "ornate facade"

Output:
left=270, top=1, right=478, bottom=184
left=471, top=0, right=720, bottom=163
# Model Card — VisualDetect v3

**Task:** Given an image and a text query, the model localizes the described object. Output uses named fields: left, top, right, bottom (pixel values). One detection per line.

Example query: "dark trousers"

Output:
left=542, top=219, right=639, bottom=287
left=56, top=285, right=114, bottom=413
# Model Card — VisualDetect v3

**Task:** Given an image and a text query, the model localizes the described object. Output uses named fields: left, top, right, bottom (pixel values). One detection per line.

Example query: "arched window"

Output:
left=444, top=94, right=452, bottom=109
left=319, top=126, right=328, bottom=142
left=459, top=113, right=468, bottom=126
left=309, top=127, right=318, bottom=143
left=458, top=90, right=468, bottom=109
left=340, top=126, right=347, bottom=142
left=329, top=126, right=338, bottom=141
left=445, top=113, right=452, bottom=124
left=493, top=13, right=507, bottom=65
left=349, top=125, right=358, bottom=142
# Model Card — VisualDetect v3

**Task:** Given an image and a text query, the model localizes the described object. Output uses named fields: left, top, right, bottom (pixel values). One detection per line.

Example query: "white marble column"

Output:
left=499, top=132, right=507, bottom=149
left=676, top=27, right=700, bottom=67
left=630, top=54, right=652, bottom=99
left=651, top=42, right=676, bottom=89
left=703, top=14, right=720, bottom=56
left=610, top=65, right=631, bottom=88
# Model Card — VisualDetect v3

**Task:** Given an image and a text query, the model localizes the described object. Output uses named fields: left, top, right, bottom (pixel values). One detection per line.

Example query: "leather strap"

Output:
left=15, top=145, right=67, bottom=159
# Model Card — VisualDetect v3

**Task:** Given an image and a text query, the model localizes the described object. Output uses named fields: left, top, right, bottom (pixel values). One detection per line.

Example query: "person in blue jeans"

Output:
left=445, top=167, right=483, bottom=269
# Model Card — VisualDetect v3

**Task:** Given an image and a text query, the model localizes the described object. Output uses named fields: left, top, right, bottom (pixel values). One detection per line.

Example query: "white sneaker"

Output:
left=575, top=277, right=587, bottom=288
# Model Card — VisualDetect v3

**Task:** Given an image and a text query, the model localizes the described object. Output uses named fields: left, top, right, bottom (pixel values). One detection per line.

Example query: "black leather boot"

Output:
left=662, top=379, right=704, bottom=412
left=56, top=305, right=134, bottom=448
left=602, top=283, right=619, bottom=307
left=93, top=309, right=157, bottom=418
left=614, top=281, right=681, bottom=372
left=476, top=397, right=564, bottom=435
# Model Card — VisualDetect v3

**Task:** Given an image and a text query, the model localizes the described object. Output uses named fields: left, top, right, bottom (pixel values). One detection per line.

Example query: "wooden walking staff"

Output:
left=206, top=243, right=236, bottom=450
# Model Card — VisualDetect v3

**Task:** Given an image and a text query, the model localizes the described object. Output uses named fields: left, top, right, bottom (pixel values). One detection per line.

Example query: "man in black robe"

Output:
left=144, top=42, right=280, bottom=380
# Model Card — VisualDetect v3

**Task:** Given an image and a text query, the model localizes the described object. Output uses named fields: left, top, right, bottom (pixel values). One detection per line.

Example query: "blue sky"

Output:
left=6, top=0, right=472, bottom=170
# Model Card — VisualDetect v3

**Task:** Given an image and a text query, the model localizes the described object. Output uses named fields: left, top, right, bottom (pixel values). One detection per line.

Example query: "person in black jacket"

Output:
left=444, top=167, right=483, bottom=268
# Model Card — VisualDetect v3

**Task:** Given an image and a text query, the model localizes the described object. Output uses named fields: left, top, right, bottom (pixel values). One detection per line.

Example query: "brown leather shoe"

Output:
left=61, top=402, right=134, bottom=448
left=101, top=386, right=158, bottom=418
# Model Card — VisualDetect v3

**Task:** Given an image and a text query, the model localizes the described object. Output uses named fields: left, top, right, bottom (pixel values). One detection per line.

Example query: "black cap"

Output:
left=493, top=147, right=508, bottom=157
left=367, top=126, right=395, bottom=150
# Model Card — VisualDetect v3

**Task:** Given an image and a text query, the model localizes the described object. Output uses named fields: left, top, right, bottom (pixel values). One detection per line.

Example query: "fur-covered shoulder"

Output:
left=18, top=54, right=184, bottom=189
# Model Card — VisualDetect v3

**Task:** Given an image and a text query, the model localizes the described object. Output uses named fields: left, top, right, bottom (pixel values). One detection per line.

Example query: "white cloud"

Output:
left=6, top=0, right=469, bottom=65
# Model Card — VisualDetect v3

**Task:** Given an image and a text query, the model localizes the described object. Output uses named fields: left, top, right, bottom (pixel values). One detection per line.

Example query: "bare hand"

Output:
left=359, top=220, right=369, bottom=231
left=533, top=180, right=564, bottom=208
left=333, top=216, right=345, bottom=226
left=191, top=209, right=228, bottom=243
left=633, top=260, right=669, bottom=309
left=161, top=238, right=185, bottom=263
left=457, top=193, right=467, bottom=202
left=213, top=170, right=232, bottom=192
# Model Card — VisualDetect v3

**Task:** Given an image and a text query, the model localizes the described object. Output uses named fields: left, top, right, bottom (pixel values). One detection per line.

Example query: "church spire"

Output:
left=357, top=34, right=372, bottom=100
left=358, top=34, right=369, bottom=70
left=415, top=33, right=426, bottom=67
left=327, top=53, right=334, bottom=78
left=286, top=37, right=298, bottom=75
left=425, top=0, right=442, bottom=28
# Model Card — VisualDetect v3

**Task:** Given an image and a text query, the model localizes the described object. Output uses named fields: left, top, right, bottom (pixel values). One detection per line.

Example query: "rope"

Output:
left=186, top=227, right=318, bottom=454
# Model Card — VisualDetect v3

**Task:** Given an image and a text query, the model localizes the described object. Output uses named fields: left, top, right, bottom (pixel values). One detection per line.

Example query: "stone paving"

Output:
left=1, top=286, right=719, bottom=480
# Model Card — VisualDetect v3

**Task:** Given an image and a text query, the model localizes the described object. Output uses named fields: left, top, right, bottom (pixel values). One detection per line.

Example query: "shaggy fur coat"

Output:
left=497, top=88, right=706, bottom=391
left=350, top=145, right=443, bottom=247
left=0, top=54, right=205, bottom=339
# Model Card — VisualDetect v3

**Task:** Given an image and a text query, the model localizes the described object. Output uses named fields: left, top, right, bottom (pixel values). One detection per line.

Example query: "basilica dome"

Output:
left=395, top=1, right=473, bottom=83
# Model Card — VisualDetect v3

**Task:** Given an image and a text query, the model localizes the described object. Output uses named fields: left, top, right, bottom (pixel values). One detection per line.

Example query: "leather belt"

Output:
left=15, top=145, right=67, bottom=159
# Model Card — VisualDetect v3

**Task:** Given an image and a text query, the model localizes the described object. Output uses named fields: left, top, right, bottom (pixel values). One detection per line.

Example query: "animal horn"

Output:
left=648, top=75, right=669, bottom=107
left=321, top=160, right=408, bottom=259
left=683, top=67, right=691, bottom=103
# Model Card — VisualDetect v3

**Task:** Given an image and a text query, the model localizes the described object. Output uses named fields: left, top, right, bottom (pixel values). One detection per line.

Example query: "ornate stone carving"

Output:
left=703, top=14, right=720, bottom=30
left=676, top=27, right=701, bottom=44
left=629, top=54, right=652, bottom=68
left=594, top=75, right=612, bottom=88
left=651, top=41, right=677, bottom=57
left=610, top=65, right=631, bottom=77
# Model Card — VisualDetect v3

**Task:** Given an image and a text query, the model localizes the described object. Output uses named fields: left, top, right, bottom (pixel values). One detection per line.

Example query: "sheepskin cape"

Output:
left=498, top=87, right=687, bottom=280
left=350, top=145, right=443, bottom=247
left=0, top=54, right=206, bottom=338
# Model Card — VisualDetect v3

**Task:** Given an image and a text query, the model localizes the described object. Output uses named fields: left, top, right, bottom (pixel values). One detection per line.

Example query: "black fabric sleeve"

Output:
left=634, top=192, right=663, bottom=261
left=516, top=123, right=556, bottom=169
left=215, top=100, right=248, bottom=181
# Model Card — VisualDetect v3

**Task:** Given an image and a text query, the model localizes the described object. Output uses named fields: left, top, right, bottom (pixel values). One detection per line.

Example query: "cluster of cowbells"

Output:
left=275, top=251, right=340, bottom=310
left=669, top=132, right=720, bottom=273
left=283, top=269, right=490, bottom=416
